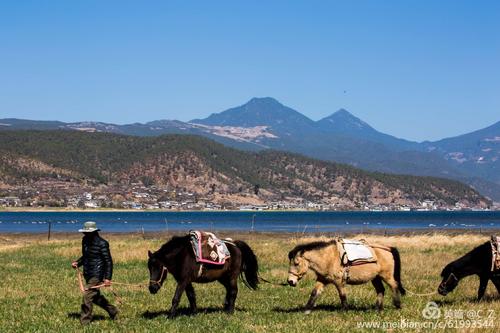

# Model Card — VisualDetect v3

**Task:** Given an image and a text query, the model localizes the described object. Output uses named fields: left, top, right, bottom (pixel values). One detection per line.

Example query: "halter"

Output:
left=288, top=265, right=307, bottom=280
left=149, top=265, right=168, bottom=286
left=445, top=272, right=458, bottom=285
left=439, top=272, right=459, bottom=293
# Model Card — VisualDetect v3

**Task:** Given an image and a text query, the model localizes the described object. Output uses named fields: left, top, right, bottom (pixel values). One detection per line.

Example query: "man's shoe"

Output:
left=80, top=318, right=91, bottom=325
left=108, top=307, right=119, bottom=320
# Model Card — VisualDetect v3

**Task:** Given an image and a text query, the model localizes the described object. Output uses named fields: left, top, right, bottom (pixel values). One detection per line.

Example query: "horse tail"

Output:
left=234, top=240, right=259, bottom=290
left=390, top=247, right=406, bottom=295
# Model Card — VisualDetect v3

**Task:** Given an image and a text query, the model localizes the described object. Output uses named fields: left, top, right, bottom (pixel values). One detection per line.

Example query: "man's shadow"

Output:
left=67, top=312, right=107, bottom=321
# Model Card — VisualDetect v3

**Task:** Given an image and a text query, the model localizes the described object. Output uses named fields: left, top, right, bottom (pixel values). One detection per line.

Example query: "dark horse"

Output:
left=147, top=235, right=259, bottom=317
left=438, top=241, right=500, bottom=300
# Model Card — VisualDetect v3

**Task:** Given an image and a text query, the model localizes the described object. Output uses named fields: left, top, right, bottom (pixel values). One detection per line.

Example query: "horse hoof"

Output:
left=304, top=310, right=312, bottom=315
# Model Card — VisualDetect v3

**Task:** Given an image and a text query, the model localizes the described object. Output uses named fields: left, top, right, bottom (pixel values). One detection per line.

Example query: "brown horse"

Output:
left=148, top=235, right=259, bottom=317
left=287, top=239, right=405, bottom=312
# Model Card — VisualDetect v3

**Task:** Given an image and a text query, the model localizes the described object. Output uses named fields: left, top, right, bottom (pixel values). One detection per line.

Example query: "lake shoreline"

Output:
left=2, top=228, right=499, bottom=241
left=1, top=207, right=496, bottom=213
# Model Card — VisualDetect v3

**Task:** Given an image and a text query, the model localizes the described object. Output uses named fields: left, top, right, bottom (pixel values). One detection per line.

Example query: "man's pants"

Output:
left=80, top=277, right=118, bottom=324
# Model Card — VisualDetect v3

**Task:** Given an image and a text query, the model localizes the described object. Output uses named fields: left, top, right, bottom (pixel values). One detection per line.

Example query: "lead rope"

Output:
left=258, top=272, right=290, bottom=286
left=405, top=289, right=437, bottom=297
left=76, top=267, right=124, bottom=305
left=76, top=267, right=153, bottom=305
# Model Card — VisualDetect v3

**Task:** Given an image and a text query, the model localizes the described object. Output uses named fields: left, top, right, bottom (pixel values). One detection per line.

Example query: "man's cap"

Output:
left=78, top=221, right=100, bottom=233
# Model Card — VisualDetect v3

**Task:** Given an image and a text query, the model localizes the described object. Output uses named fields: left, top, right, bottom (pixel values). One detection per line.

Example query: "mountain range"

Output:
left=1, top=97, right=499, bottom=201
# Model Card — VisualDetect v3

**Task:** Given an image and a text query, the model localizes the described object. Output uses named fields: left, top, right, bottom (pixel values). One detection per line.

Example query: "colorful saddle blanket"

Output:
left=338, top=238, right=376, bottom=266
left=189, top=230, right=230, bottom=265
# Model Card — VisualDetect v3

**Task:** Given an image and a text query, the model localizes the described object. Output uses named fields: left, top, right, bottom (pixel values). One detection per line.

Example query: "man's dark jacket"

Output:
left=76, top=233, right=113, bottom=282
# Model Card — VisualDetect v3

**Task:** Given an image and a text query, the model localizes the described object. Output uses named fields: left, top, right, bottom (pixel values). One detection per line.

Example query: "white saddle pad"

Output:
left=342, top=239, right=374, bottom=262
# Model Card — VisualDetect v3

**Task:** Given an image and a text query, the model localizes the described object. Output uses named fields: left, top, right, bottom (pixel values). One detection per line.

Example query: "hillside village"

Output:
left=0, top=177, right=492, bottom=212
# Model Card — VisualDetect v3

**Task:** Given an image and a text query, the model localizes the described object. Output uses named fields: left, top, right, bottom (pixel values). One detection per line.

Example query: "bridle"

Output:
left=149, top=265, right=168, bottom=286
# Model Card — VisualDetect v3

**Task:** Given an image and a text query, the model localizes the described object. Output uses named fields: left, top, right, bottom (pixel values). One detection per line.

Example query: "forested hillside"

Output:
left=0, top=130, right=489, bottom=208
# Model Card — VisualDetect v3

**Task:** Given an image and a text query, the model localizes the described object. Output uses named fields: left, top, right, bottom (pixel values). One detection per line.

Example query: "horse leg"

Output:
left=382, top=275, right=401, bottom=309
left=371, top=276, right=385, bottom=311
left=221, top=277, right=238, bottom=313
left=185, top=283, right=197, bottom=313
left=169, top=281, right=188, bottom=318
left=490, top=277, right=500, bottom=297
left=477, top=275, right=489, bottom=301
left=334, top=282, right=348, bottom=310
left=304, top=281, right=325, bottom=314
left=227, top=278, right=238, bottom=313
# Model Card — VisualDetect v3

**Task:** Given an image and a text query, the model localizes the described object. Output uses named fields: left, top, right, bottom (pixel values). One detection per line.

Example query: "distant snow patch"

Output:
left=446, top=152, right=467, bottom=163
left=189, top=123, right=278, bottom=144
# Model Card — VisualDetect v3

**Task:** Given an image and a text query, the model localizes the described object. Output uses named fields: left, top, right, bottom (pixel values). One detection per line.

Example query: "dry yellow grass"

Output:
left=288, top=233, right=486, bottom=250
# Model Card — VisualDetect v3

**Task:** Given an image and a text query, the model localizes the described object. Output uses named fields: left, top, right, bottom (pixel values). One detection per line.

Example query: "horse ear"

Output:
left=148, top=250, right=152, bottom=258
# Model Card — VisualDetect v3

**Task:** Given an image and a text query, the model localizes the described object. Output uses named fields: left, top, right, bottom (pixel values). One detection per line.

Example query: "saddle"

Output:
left=337, top=238, right=377, bottom=266
left=491, top=235, right=500, bottom=273
left=189, top=230, right=230, bottom=265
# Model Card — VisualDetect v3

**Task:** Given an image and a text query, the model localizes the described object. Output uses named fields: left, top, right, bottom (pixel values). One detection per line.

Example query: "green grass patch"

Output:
left=1, top=233, right=499, bottom=332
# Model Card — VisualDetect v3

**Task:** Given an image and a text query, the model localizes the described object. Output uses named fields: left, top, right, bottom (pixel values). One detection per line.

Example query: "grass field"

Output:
left=1, top=232, right=499, bottom=332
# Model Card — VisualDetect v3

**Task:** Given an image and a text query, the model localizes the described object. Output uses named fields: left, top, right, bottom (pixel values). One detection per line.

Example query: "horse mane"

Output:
left=154, top=235, right=191, bottom=258
left=288, top=240, right=336, bottom=260
left=441, top=241, right=490, bottom=276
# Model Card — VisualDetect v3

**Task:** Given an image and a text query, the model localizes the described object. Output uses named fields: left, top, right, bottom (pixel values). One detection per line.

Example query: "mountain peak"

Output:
left=247, top=96, right=281, bottom=105
left=332, top=108, right=352, bottom=116
left=319, top=109, right=371, bottom=129
left=190, top=97, right=315, bottom=130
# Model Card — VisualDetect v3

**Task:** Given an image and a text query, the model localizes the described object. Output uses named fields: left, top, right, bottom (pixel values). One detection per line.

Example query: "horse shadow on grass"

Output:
left=67, top=312, right=107, bottom=321
left=142, top=306, right=247, bottom=319
left=273, top=303, right=375, bottom=313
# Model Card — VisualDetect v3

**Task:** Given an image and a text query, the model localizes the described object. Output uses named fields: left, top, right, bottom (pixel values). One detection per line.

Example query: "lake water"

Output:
left=0, top=211, right=499, bottom=234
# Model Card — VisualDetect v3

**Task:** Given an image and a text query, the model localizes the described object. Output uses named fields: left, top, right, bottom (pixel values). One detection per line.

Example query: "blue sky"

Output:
left=1, top=1, right=499, bottom=141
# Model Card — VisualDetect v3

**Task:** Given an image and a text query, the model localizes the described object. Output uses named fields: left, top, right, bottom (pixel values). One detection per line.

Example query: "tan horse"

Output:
left=287, top=239, right=405, bottom=313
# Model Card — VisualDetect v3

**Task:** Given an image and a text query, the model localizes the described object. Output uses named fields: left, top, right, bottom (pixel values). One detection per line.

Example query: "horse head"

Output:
left=287, top=250, right=309, bottom=287
left=438, top=264, right=459, bottom=296
left=148, top=250, right=168, bottom=294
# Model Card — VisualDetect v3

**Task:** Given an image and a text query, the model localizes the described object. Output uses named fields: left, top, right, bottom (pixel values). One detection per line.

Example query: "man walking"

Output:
left=72, top=221, right=118, bottom=325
